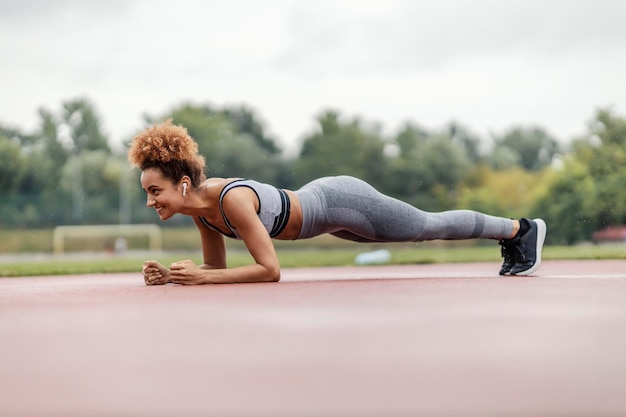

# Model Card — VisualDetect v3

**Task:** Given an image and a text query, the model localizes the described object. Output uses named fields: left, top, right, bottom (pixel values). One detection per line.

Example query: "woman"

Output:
left=128, top=120, right=546, bottom=285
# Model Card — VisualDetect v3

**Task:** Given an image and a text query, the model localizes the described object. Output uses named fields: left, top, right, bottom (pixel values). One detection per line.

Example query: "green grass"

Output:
left=0, top=243, right=624, bottom=277
left=1, top=227, right=624, bottom=277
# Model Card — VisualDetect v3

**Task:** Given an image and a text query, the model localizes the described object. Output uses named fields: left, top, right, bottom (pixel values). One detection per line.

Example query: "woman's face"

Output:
left=140, top=167, right=183, bottom=221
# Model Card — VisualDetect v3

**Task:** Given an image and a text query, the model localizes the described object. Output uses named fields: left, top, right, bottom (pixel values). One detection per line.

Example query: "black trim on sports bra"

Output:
left=198, top=215, right=236, bottom=238
left=269, top=188, right=291, bottom=237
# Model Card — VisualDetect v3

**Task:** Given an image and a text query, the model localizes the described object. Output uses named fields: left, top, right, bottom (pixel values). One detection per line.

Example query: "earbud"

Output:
left=182, top=182, right=188, bottom=197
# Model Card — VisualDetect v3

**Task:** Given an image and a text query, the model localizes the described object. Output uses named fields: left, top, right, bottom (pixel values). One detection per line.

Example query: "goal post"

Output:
left=53, top=224, right=162, bottom=255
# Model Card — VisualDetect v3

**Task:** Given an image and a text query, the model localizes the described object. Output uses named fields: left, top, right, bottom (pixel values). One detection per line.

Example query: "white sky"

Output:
left=1, top=0, right=626, bottom=153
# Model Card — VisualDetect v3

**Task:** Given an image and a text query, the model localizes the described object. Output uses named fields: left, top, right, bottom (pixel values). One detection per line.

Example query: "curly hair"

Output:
left=128, top=120, right=206, bottom=187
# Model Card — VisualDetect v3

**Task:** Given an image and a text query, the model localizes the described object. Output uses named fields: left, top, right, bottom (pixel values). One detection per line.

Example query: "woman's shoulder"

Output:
left=200, top=177, right=247, bottom=197
left=202, top=177, right=241, bottom=187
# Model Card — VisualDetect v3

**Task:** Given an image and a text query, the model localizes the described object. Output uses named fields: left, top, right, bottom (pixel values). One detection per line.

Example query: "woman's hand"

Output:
left=142, top=260, right=171, bottom=285
left=170, top=259, right=206, bottom=285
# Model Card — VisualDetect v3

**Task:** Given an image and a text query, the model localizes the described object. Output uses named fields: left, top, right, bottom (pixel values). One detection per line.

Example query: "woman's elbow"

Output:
left=265, top=265, right=281, bottom=282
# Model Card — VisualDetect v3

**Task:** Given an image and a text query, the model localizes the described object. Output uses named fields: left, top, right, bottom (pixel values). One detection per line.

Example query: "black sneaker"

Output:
left=498, top=238, right=519, bottom=275
left=509, top=218, right=547, bottom=276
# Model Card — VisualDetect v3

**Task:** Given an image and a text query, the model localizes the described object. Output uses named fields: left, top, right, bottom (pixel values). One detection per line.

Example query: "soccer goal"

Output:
left=52, top=224, right=162, bottom=255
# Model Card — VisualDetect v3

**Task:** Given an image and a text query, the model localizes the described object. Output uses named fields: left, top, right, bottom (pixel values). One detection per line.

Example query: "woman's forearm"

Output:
left=169, top=260, right=280, bottom=285
left=199, top=263, right=280, bottom=284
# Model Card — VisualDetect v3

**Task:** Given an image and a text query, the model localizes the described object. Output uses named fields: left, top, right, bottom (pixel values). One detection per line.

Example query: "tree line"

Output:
left=1, top=98, right=624, bottom=244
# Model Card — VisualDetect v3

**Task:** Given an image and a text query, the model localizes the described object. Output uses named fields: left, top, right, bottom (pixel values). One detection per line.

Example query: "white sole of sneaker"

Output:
left=514, top=218, right=547, bottom=276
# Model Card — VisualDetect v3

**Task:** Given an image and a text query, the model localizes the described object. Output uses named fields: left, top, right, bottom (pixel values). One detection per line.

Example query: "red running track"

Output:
left=1, top=260, right=626, bottom=417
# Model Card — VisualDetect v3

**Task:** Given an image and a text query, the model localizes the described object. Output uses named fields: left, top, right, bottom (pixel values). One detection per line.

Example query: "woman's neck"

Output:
left=178, top=183, right=216, bottom=217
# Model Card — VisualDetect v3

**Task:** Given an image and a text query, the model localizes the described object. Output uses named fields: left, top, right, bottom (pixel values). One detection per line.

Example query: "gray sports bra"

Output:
left=198, top=179, right=291, bottom=239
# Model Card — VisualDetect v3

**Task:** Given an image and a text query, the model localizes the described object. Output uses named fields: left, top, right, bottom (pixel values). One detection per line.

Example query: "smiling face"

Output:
left=140, top=167, right=184, bottom=221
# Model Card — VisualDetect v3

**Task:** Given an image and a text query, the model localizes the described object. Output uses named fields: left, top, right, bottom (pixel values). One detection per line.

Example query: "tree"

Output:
left=18, top=109, right=70, bottom=199
left=448, top=121, right=483, bottom=164
left=0, top=125, right=53, bottom=227
left=532, top=107, right=626, bottom=243
left=294, top=111, right=388, bottom=188
left=58, top=151, right=127, bottom=224
left=0, top=98, right=114, bottom=227
left=62, top=98, right=111, bottom=153
left=0, top=132, right=23, bottom=192
left=220, top=106, right=281, bottom=154
left=394, top=121, right=429, bottom=157
left=489, top=126, right=560, bottom=171
left=386, top=123, right=472, bottom=211
left=532, top=159, right=595, bottom=244
left=457, top=165, right=548, bottom=219
left=144, top=102, right=289, bottom=187
left=575, top=108, right=626, bottom=229
left=38, top=108, right=69, bottom=165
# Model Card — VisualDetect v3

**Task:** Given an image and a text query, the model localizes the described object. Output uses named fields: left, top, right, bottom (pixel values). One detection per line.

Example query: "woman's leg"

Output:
left=296, top=176, right=513, bottom=242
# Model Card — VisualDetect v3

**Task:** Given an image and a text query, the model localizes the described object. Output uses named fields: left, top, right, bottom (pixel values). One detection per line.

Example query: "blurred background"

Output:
left=1, top=0, right=625, bottom=251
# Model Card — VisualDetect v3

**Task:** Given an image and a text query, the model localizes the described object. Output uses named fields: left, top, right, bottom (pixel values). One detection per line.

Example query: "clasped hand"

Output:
left=142, top=259, right=204, bottom=285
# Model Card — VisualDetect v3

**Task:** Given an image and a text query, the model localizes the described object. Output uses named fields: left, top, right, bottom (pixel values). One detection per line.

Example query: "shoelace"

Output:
left=500, top=239, right=529, bottom=263
left=499, top=240, right=515, bottom=262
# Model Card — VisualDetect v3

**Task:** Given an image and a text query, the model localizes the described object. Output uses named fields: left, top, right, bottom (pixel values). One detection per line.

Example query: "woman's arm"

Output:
left=142, top=217, right=227, bottom=286
left=169, top=188, right=281, bottom=285
left=192, top=216, right=227, bottom=270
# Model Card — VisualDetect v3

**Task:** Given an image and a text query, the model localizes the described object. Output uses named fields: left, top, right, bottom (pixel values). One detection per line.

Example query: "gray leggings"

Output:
left=295, top=176, right=513, bottom=242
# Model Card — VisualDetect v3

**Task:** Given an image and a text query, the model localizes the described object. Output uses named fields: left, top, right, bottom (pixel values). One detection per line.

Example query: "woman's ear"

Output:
left=180, top=176, right=191, bottom=197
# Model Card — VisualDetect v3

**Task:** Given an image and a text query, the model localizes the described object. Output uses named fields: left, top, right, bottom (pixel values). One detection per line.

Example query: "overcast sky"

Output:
left=2, top=0, right=625, bottom=152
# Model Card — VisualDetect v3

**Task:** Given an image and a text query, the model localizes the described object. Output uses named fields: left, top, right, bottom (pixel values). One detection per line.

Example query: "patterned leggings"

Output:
left=295, top=176, right=513, bottom=242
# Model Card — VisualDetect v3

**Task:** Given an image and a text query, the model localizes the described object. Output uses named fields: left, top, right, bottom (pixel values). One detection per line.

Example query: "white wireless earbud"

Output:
left=182, top=182, right=188, bottom=196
